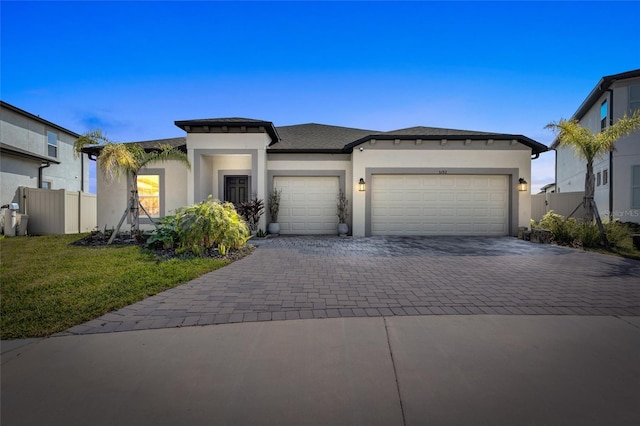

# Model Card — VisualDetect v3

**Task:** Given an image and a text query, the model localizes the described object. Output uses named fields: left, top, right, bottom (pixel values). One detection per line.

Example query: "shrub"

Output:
left=575, top=222, right=601, bottom=248
left=532, top=211, right=631, bottom=249
left=604, top=220, right=630, bottom=247
left=268, top=188, right=282, bottom=222
left=146, top=215, right=179, bottom=249
left=175, top=197, right=250, bottom=256
left=237, top=196, right=264, bottom=232
left=337, top=188, right=348, bottom=223
left=535, top=211, right=576, bottom=245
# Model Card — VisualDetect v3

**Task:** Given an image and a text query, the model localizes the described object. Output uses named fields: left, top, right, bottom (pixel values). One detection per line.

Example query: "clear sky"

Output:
left=2, top=1, right=639, bottom=193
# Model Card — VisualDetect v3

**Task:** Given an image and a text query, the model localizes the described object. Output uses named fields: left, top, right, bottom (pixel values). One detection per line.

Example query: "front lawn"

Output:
left=0, top=234, right=231, bottom=339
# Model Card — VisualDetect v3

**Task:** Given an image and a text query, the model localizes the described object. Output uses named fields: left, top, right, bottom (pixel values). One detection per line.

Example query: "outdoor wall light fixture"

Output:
left=358, top=178, right=366, bottom=191
left=518, top=178, right=528, bottom=192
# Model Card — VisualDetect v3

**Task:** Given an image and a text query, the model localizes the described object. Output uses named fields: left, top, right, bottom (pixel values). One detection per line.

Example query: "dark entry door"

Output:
left=224, top=176, right=249, bottom=206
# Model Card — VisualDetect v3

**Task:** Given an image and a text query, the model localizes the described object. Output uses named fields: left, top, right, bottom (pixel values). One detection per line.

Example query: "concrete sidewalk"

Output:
left=2, top=315, right=640, bottom=425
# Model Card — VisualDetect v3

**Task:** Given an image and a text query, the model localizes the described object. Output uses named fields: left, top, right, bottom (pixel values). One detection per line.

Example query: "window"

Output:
left=41, top=181, right=52, bottom=189
left=633, top=165, right=640, bottom=209
left=47, top=131, right=58, bottom=157
left=137, top=174, right=160, bottom=217
left=603, top=169, right=608, bottom=186
left=600, top=100, right=608, bottom=130
left=631, top=85, right=640, bottom=115
left=596, top=171, right=601, bottom=187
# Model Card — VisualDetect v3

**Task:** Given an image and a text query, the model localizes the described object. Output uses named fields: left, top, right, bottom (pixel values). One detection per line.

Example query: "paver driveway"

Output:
left=67, top=237, right=640, bottom=334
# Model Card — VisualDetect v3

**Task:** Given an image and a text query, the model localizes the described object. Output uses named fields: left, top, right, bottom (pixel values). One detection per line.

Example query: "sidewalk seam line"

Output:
left=383, top=316, right=407, bottom=426
left=614, top=315, right=640, bottom=330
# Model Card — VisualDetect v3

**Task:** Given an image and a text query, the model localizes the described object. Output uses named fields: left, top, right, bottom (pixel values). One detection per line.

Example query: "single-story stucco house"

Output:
left=86, top=119, right=548, bottom=237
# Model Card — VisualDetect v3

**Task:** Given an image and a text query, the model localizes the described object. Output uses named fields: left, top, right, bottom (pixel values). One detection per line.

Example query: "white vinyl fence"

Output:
left=19, top=187, right=97, bottom=235
left=531, top=191, right=586, bottom=222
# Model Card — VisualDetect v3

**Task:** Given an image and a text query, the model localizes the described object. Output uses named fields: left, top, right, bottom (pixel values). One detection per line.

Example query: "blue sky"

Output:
left=2, top=1, right=640, bottom=193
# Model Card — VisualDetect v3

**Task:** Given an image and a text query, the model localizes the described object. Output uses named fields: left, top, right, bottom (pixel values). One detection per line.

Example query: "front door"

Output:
left=224, top=176, right=249, bottom=206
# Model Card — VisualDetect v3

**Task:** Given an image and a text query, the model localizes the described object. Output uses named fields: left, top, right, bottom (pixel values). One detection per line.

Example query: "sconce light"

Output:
left=518, top=178, right=528, bottom=192
left=358, top=178, right=366, bottom=192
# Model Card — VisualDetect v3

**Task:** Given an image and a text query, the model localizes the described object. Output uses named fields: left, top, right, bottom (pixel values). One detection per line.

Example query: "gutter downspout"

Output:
left=38, top=161, right=52, bottom=188
left=607, top=89, right=614, bottom=220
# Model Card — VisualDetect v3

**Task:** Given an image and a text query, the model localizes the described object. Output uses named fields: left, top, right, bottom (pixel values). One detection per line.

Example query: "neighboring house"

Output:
left=87, top=118, right=547, bottom=237
left=553, top=69, right=640, bottom=223
left=0, top=101, right=89, bottom=208
left=0, top=101, right=96, bottom=235
left=539, top=183, right=556, bottom=194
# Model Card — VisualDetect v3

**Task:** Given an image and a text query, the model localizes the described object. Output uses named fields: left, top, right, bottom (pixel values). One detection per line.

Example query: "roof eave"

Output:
left=1, top=101, right=80, bottom=138
left=574, top=69, right=640, bottom=122
left=0, top=143, right=62, bottom=164
left=174, top=119, right=280, bottom=143
left=267, top=148, right=346, bottom=154
left=345, top=134, right=548, bottom=155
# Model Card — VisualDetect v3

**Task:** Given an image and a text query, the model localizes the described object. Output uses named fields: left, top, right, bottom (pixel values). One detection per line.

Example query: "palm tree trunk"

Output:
left=584, top=160, right=595, bottom=221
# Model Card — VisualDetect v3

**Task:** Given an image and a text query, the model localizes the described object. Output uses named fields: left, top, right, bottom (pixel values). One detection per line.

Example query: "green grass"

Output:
left=0, top=234, right=230, bottom=339
left=592, top=235, right=640, bottom=261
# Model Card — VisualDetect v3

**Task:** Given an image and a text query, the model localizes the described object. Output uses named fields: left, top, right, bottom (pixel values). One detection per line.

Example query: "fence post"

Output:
left=78, top=191, right=82, bottom=233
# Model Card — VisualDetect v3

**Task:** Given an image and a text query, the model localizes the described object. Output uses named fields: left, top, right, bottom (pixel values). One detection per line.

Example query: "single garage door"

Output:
left=371, top=174, right=509, bottom=236
left=274, top=176, right=339, bottom=234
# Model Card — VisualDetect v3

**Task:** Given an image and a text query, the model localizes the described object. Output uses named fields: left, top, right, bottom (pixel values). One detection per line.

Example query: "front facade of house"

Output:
left=95, top=118, right=546, bottom=237
left=554, top=69, right=640, bottom=223
left=0, top=101, right=89, bottom=209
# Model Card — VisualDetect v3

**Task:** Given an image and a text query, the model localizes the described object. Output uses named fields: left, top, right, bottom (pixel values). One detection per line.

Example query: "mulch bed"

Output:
left=70, top=231, right=255, bottom=261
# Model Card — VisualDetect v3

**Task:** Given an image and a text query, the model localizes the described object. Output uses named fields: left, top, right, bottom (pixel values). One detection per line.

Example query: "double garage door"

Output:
left=371, top=174, right=509, bottom=236
left=273, top=174, right=509, bottom=236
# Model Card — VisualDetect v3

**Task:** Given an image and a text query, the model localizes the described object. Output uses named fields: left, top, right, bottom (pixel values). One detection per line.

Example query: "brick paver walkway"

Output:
left=67, top=236, right=640, bottom=335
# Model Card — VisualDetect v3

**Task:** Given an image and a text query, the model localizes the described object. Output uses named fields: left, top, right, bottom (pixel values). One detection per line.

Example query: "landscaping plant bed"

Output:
left=71, top=230, right=255, bottom=261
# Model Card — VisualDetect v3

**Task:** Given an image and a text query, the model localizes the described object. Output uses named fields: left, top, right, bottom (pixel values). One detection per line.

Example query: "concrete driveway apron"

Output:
left=66, top=236, right=640, bottom=335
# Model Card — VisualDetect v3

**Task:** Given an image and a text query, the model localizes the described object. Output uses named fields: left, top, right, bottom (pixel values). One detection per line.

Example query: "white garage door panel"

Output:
left=372, top=175, right=509, bottom=236
left=274, top=176, right=339, bottom=235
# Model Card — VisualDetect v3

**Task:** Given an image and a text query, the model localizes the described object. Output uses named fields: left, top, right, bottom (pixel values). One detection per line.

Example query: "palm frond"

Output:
left=139, top=144, right=191, bottom=170
left=546, top=119, right=597, bottom=161
left=97, top=143, right=139, bottom=183
left=597, top=109, right=640, bottom=149
left=73, top=129, right=111, bottom=159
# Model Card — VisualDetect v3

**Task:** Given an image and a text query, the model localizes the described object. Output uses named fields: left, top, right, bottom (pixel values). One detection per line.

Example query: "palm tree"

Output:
left=75, top=129, right=191, bottom=241
left=545, top=110, right=640, bottom=221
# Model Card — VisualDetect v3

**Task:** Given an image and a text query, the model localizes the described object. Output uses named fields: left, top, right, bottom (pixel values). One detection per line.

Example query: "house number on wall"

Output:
left=438, top=170, right=448, bottom=175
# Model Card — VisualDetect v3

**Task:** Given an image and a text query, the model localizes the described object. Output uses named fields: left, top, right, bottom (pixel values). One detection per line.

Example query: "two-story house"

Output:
left=1, top=101, right=95, bottom=235
left=0, top=101, right=89, bottom=208
left=553, top=69, right=640, bottom=223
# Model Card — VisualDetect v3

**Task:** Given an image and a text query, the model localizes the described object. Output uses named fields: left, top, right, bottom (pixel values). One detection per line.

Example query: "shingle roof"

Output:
left=343, top=126, right=548, bottom=155
left=271, top=123, right=380, bottom=152
left=379, top=126, right=496, bottom=137
left=84, top=121, right=547, bottom=156
left=126, top=137, right=186, bottom=151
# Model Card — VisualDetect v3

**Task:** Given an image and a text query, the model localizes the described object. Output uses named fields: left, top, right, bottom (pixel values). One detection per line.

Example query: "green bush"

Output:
left=535, top=211, right=577, bottom=245
left=175, top=197, right=250, bottom=256
left=575, top=222, right=601, bottom=248
left=532, top=211, right=631, bottom=249
left=146, top=215, right=179, bottom=249
left=604, top=220, right=630, bottom=247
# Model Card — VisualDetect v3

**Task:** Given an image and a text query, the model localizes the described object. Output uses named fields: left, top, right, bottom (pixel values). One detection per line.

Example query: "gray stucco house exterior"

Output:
left=87, top=118, right=547, bottom=237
